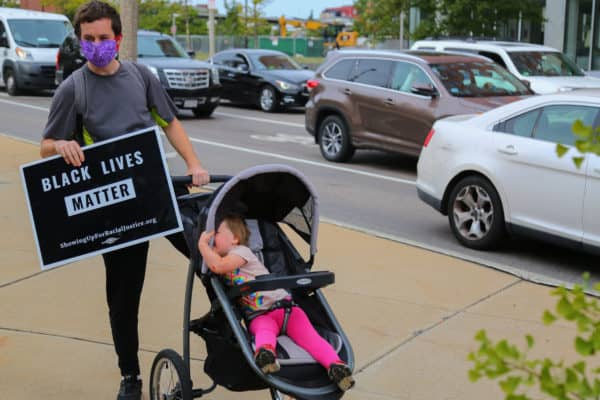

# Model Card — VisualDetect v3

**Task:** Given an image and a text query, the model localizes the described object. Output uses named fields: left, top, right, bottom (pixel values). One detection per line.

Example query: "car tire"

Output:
left=5, top=69, right=19, bottom=96
left=447, top=175, right=505, bottom=250
left=318, top=115, right=355, bottom=162
left=193, top=106, right=216, bottom=118
left=259, top=85, right=279, bottom=112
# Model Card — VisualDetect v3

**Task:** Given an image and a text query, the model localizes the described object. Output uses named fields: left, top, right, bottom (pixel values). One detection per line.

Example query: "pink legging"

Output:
left=249, top=306, right=341, bottom=369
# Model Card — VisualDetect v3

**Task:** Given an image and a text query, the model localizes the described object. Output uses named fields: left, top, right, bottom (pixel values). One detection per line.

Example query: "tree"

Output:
left=469, top=273, right=600, bottom=400
left=438, top=0, right=544, bottom=38
left=0, top=0, right=19, bottom=8
left=219, top=0, right=244, bottom=35
left=41, top=0, right=89, bottom=20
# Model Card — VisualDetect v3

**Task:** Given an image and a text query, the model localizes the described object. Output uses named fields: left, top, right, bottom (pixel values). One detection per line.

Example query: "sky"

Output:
left=204, top=1, right=354, bottom=19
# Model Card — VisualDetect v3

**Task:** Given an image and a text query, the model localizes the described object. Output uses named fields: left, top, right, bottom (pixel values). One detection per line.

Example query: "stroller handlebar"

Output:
left=171, top=175, right=232, bottom=185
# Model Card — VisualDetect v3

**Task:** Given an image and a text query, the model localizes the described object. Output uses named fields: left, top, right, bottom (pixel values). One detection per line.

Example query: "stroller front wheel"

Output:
left=150, top=349, right=193, bottom=400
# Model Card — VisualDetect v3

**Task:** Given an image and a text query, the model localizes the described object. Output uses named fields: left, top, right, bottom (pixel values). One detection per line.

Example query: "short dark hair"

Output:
left=73, top=0, right=121, bottom=39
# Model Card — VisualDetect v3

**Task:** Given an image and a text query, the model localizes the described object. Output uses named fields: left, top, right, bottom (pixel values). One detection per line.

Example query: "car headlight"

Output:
left=147, top=66, right=160, bottom=81
left=275, top=80, right=298, bottom=91
left=15, top=47, right=33, bottom=60
left=211, top=67, right=219, bottom=84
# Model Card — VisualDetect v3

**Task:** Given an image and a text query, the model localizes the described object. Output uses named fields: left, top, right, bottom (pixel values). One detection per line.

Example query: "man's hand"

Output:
left=54, top=140, right=84, bottom=167
left=187, top=164, right=209, bottom=187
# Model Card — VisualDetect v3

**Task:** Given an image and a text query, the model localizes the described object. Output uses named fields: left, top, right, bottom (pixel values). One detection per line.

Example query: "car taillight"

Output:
left=423, top=128, right=435, bottom=147
left=306, top=79, right=319, bottom=91
left=55, top=51, right=60, bottom=71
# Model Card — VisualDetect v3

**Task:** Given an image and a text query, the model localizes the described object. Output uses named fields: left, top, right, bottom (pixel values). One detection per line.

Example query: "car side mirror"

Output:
left=411, top=83, right=438, bottom=97
left=520, top=79, right=531, bottom=88
left=187, top=50, right=196, bottom=58
left=0, top=35, right=8, bottom=48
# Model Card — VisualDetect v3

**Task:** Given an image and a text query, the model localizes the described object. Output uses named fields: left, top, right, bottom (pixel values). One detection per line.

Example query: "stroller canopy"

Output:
left=204, top=164, right=319, bottom=261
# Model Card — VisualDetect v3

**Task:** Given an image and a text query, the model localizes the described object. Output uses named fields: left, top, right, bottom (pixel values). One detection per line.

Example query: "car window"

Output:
left=508, top=51, right=584, bottom=77
left=249, top=53, right=300, bottom=70
left=430, top=61, right=531, bottom=97
left=138, top=35, right=187, bottom=58
left=7, top=19, right=69, bottom=48
left=390, top=61, right=434, bottom=93
left=478, top=51, right=506, bottom=68
left=533, top=105, right=599, bottom=145
left=323, top=59, right=355, bottom=80
left=350, top=59, right=393, bottom=88
left=500, top=109, right=541, bottom=137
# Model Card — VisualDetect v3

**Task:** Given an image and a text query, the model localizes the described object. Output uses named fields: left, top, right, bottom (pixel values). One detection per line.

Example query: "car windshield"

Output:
left=249, top=53, right=301, bottom=70
left=430, top=62, right=532, bottom=97
left=508, top=51, right=584, bottom=77
left=8, top=19, right=69, bottom=48
left=137, top=35, right=188, bottom=58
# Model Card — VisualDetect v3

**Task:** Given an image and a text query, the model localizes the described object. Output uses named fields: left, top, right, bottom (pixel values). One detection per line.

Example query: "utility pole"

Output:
left=208, top=0, right=216, bottom=57
left=244, top=0, right=248, bottom=48
left=184, top=0, right=191, bottom=51
left=400, top=10, right=405, bottom=49
left=119, top=0, right=138, bottom=62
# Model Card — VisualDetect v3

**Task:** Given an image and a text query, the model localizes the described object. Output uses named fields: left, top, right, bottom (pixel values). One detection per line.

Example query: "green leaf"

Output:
left=572, top=119, right=593, bottom=138
left=556, top=143, right=569, bottom=158
left=525, top=334, right=534, bottom=349
left=575, top=337, right=593, bottom=356
left=475, top=329, right=487, bottom=342
left=500, top=376, right=522, bottom=394
left=576, top=140, right=592, bottom=153
left=573, top=156, right=585, bottom=169
left=468, top=369, right=481, bottom=382
left=543, top=310, right=557, bottom=325
left=574, top=361, right=586, bottom=374
left=557, top=297, right=575, bottom=318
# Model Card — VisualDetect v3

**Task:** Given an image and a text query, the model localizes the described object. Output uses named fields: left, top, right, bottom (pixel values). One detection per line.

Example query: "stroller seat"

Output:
left=245, top=219, right=344, bottom=367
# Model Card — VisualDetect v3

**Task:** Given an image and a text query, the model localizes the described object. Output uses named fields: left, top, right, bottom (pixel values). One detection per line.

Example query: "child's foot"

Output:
left=328, top=362, right=355, bottom=391
left=254, top=345, right=280, bottom=374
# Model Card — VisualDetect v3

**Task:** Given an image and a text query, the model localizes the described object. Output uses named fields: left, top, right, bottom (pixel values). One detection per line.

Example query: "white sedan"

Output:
left=416, top=90, right=600, bottom=253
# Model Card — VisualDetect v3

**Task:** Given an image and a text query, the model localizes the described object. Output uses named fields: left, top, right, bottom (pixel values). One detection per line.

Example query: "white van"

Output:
left=411, top=39, right=600, bottom=94
left=0, top=7, right=71, bottom=95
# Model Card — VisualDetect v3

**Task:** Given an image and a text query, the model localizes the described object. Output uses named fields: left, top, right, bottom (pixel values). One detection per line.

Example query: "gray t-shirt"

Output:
left=43, top=61, right=178, bottom=142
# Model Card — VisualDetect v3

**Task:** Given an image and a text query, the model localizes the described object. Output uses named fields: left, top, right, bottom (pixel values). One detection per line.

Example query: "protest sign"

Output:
left=21, top=126, right=182, bottom=270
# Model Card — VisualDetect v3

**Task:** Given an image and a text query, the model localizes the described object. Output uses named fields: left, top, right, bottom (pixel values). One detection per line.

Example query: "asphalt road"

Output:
left=4, top=91, right=599, bottom=287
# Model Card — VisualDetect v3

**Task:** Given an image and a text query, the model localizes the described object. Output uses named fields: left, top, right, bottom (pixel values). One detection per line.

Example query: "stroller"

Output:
left=149, top=164, right=355, bottom=400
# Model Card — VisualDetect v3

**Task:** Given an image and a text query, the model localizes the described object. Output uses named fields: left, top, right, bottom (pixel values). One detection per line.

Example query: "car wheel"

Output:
left=259, top=85, right=279, bottom=112
left=193, top=106, right=216, bottom=118
left=447, top=176, right=505, bottom=250
left=318, top=115, right=355, bottom=162
left=5, top=69, right=19, bottom=96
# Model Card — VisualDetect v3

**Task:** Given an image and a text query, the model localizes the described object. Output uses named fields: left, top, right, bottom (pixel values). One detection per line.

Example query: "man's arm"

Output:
left=163, top=117, right=209, bottom=186
left=40, top=138, right=84, bottom=167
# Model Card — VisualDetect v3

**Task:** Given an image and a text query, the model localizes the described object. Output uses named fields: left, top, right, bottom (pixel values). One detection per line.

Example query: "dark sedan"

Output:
left=210, top=49, right=314, bottom=112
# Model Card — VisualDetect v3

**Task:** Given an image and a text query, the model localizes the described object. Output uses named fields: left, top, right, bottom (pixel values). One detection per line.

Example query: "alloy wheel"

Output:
left=321, top=121, right=343, bottom=158
left=452, top=184, right=494, bottom=241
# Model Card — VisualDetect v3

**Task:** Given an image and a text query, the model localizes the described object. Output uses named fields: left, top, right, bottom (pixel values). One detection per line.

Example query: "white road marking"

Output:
left=250, top=133, right=314, bottom=146
left=0, top=99, right=417, bottom=186
left=214, top=111, right=305, bottom=128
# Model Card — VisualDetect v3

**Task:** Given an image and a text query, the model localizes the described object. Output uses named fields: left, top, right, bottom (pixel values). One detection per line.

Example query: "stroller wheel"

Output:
left=150, top=349, right=193, bottom=400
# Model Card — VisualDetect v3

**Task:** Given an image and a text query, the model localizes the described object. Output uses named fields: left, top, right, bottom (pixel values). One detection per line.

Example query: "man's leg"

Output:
left=103, top=242, right=149, bottom=377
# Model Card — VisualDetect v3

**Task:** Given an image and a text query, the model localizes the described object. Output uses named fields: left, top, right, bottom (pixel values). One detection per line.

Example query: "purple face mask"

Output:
left=80, top=39, right=117, bottom=68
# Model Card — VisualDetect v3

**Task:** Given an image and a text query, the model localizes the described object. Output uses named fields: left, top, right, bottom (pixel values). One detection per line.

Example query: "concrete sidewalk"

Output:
left=0, top=134, right=582, bottom=399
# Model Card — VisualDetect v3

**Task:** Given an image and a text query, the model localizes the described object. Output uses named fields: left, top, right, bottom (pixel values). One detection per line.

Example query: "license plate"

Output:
left=183, top=99, right=198, bottom=108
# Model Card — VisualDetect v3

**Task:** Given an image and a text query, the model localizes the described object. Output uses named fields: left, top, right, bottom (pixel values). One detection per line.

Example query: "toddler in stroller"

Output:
left=149, top=164, right=354, bottom=400
left=198, top=215, right=355, bottom=391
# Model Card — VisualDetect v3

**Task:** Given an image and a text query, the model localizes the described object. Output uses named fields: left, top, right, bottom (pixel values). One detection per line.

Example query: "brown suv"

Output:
left=305, top=50, right=533, bottom=162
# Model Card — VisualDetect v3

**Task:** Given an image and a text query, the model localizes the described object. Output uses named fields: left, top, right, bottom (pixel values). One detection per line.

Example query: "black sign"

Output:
left=21, top=126, right=182, bottom=270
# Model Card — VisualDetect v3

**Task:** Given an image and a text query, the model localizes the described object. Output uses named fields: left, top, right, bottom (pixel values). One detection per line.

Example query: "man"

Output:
left=40, top=2, right=208, bottom=399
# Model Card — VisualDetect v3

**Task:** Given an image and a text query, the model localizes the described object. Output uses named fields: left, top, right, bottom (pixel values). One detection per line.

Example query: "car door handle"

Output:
left=384, top=98, right=394, bottom=106
left=497, top=145, right=518, bottom=155
left=343, top=88, right=352, bottom=95
left=226, top=73, right=235, bottom=78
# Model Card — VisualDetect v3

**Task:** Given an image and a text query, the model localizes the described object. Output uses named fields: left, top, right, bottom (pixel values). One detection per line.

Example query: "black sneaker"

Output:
left=328, top=363, right=355, bottom=391
left=117, top=375, right=142, bottom=400
left=254, top=346, right=280, bottom=374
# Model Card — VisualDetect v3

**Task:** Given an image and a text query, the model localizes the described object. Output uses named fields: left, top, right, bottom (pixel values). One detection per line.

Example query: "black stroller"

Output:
left=149, top=164, right=355, bottom=400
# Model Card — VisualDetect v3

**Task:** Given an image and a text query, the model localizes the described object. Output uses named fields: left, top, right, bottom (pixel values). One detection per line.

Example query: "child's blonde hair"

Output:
left=223, top=215, right=250, bottom=246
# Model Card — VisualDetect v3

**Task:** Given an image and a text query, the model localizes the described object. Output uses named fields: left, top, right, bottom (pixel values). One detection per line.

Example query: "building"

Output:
left=545, top=0, right=600, bottom=71
left=17, top=0, right=58, bottom=12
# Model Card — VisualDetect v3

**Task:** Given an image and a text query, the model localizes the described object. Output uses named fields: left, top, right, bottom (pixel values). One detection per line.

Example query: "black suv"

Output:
left=56, top=30, right=222, bottom=117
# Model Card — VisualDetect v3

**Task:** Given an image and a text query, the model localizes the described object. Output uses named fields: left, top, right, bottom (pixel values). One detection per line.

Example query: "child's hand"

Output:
left=199, top=230, right=214, bottom=246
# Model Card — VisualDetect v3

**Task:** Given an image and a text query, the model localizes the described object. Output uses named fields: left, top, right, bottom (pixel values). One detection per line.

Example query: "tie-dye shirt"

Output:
left=225, top=245, right=289, bottom=315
